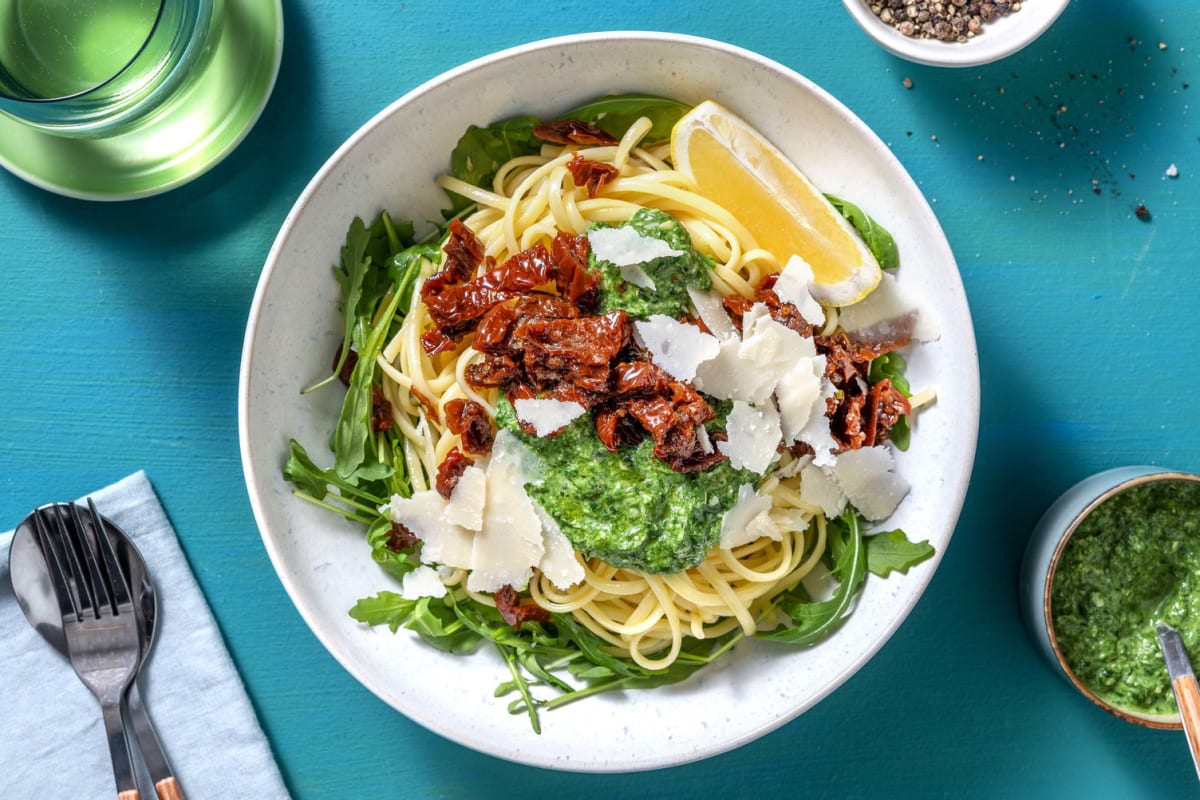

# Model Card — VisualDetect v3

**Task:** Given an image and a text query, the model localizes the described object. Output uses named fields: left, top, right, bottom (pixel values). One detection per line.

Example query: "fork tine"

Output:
left=85, top=498, right=133, bottom=610
left=63, top=502, right=110, bottom=619
left=32, top=506, right=83, bottom=622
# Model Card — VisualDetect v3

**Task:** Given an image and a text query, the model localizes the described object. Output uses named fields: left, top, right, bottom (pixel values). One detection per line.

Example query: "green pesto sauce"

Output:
left=496, top=398, right=754, bottom=574
left=590, top=208, right=713, bottom=320
left=1051, top=479, right=1200, bottom=715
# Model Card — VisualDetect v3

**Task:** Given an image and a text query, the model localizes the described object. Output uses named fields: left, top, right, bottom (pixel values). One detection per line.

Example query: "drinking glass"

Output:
left=0, top=0, right=220, bottom=136
left=0, top=0, right=282, bottom=199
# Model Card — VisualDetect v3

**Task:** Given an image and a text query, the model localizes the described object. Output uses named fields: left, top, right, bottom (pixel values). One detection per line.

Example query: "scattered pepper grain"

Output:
left=1135, top=204, right=1151, bottom=221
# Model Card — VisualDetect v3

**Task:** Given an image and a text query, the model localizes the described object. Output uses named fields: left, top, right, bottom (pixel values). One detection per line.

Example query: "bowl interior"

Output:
left=239, top=31, right=980, bottom=770
left=1045, top=471, right=1200, bottom=729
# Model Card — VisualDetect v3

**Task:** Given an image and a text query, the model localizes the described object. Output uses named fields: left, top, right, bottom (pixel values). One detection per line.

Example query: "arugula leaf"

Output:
left=446, top=115, right=541, bottom=214
left=333, top=287, right=404, bottom=480
left=868, top=350, right=913, bottom=451
left=559, top=93, right=690, bottom=144
left=825, top=194, right=900, bottom=271
left=349, top=591, right=419, bottom=633
left=349, top=592, right=482, bottom=654
left=757, top=511, right=868, bottom=646
left=887, top=415, right=912, bottom=452
left=304, top=217, right=374, bottom=394
left=444, top=94, right=692, bottom=216
left=868, top=351, right=911, bottom=396
left=282, top=439, right=387, bottom=524
left=389, top=243, right=438, bottom=320
left=864, top=529, right=935, bottom=578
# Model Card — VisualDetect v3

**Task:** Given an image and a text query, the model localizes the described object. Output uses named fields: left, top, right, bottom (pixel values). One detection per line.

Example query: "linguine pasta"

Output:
left=374, top=117, right=835, bottom=669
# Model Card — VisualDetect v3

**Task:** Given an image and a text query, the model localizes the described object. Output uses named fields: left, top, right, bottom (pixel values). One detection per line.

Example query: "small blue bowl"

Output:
left=1020, top=466, right=1200, bottom=729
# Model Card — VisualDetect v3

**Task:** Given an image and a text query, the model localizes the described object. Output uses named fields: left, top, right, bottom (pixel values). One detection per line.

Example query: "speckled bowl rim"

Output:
left=841, top=0, right=1070, bottom=68
left=1044, top=471, right=1200, bottom=729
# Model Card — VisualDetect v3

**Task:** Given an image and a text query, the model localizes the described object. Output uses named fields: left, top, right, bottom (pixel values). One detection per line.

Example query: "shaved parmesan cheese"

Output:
left=718, top=400, right=782, bottom=475
left=443, top=464, right=486, bottom=530
left=386, top=490, right=473, bottom=570
left=772, top=255, right=826, bottom=328
left=686, top=286, right=738, bottom=340
left=775, top=357, right=823, bottom=445
left=694, top=305, right=814, bottom=403
left=533, top=503, right=585, bottom=590
left=514, top=397, right=586, bottom=437
left=634, top=315, right=721, bottom=382
left=798, top=462, right=848, bottom=517
left=832, top=446, right=911, bottom=521
left=797, top=372, right=839, bottom=467
left=587, top=225, right=683, bottom=266
left=467, top=434, right=546, bottom=592
left=619, top=263, right=656, bottom=290
left=691, top=336, right=749, bottom=400
left=720, top=483, right=775, bottom=549
left=838, top=272, right=941, bottom=344
left=400, top=565, right=447, bottom=600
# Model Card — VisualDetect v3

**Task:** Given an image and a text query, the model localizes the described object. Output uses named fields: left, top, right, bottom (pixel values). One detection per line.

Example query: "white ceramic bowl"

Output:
left=239, top=31, right=980, bottom=771
left=842, top=0, right=1069, bottom=67
left=1020, top=467, right=1200, bottom=729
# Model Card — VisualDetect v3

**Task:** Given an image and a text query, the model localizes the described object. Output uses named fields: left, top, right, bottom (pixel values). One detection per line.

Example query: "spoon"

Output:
left=1156, top=621, right=1200, bottom=782
left=9, top=505, right=183, bottom=800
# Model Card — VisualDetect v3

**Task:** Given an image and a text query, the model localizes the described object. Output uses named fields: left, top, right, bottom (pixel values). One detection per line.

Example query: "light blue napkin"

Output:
left=0, top=471, right=292, bottom=799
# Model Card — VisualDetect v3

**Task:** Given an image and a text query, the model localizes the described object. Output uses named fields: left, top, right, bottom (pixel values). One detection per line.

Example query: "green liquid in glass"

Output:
left=0, top=0, right=160, bottom=100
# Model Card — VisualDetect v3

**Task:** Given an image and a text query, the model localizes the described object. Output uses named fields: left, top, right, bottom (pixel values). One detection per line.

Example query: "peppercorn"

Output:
left=866, top=0, right=1021, bottom=42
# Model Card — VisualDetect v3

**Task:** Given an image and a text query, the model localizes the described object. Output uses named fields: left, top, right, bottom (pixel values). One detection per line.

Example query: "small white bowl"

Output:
left=843, top=0, right=1069, bottom=67
left=1020, top=467, right=1200, bottom=728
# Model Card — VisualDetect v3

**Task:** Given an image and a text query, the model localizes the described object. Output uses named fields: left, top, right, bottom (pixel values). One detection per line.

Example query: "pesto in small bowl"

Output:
left=1051, top=476, right=1200, bottom=718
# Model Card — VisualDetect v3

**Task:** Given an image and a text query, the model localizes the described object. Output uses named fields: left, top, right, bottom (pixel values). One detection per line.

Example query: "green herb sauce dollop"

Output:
left=590, top=208, right=713, bottom=320
left=496, top=398, right=754, bottom=575
left=1051, top=478, right=1200, bottom=714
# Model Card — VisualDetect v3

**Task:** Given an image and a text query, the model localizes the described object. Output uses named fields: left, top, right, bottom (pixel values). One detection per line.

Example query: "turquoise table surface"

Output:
left=2, top=0, right=1198, bottom=797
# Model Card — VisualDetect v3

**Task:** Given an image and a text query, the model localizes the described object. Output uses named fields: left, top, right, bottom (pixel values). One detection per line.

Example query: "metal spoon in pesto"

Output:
left=1155, top=622, right=1200, bottom=781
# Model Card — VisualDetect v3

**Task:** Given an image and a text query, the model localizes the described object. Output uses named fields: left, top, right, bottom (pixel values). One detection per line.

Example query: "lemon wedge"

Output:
left=670, top=100, right=882, bottom=307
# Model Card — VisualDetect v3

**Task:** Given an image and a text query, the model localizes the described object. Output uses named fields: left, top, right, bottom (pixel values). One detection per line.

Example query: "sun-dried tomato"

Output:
left=817, top=332, right=872, bottom=387
left=566, top=152, right=619, bottom=198
left=420, top=242, right=570, bottom=355
left=409, top=387, right=440, bottom=425
left=444, top=398, right=494, bottom=456
left=493, top=584, right=552, bottom=629
left=371, top=386, right=393, bottom=432
left=597, top=360, right=720, bottom=470
left=722, top=293, right=755, bottom=332
left=828, top=381, right=868, bottom=450
left=423, top=219, right=487, bottom=300
left=384, top=521, right=420, bottom=552
left=333, top=344, right=359, bottom=386
left=435, top=447, right=474, bottom=500
left=420, top=327, right=459, bottom=356
left=594, top=405, right=644, bottom=451
left=465, top=353, right=522, bottom=389
left=551, top=230, right=599, bottom=309
left=532, top=119, right=620, bottom=146
left=863, top=378, right=911, bottom=447
left=519, top=310, right=630, bottom=393
left=472, top=302, right=519, bottom=353
left=753, top=274, right=814, bottom=337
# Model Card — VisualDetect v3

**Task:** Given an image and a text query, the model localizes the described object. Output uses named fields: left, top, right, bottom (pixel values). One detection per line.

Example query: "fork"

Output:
left=34, top=501, right=143, bottom=800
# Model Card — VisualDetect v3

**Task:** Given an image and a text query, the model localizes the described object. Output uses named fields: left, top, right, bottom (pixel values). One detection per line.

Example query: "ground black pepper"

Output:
left=866, top=0, right=1023, bottom=43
